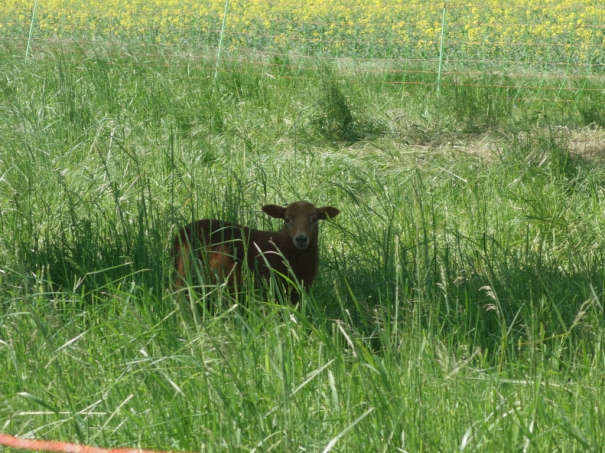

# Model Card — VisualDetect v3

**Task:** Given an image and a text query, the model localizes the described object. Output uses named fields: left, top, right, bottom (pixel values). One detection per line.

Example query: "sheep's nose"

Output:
left=294, top=234, right=309, bottom=249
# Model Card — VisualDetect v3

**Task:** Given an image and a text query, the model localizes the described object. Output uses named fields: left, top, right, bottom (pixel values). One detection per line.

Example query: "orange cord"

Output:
left=0, top=434, right=189, bottom=453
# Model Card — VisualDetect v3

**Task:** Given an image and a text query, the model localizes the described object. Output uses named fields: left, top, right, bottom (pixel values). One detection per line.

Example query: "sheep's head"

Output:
left=262, top=201, right=340, bottom=250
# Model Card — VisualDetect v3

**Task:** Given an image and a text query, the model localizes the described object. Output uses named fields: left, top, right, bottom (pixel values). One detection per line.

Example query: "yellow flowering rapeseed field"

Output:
left=2, top=0, right=605, bottom=65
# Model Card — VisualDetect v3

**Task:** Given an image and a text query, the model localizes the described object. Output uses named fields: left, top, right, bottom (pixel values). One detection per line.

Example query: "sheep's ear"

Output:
left=317, top=206, right=340, bottom=220
left=262, top=204, right=287, bottom=219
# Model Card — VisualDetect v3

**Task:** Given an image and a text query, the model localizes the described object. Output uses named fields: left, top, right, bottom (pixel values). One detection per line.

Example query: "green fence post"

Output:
left=437, top=4, right=447, bottom=94
left=25, top=0, right=39, bottom=59
left=214, top=0, right=230, bottom=80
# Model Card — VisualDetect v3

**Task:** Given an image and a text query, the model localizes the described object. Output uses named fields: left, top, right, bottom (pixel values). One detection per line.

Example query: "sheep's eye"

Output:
left=285, top=216, right=293, bottom=224
left=309, top=215, right=318, bottom=223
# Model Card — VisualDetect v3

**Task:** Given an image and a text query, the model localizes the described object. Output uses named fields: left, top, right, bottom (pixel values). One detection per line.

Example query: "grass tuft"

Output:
left=310, top=79, right=386, bottom=143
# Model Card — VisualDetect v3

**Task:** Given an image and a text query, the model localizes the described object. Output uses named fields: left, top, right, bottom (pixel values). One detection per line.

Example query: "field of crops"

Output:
left=3, top=0, right=605, bottom=64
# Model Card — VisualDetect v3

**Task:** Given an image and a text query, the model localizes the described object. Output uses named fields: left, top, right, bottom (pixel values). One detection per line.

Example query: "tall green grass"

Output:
left=1, top=44, right=605, bottom=451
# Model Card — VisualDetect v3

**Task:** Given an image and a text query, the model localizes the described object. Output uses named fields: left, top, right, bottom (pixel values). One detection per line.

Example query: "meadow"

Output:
left=2, top=1, right=605, bottom=452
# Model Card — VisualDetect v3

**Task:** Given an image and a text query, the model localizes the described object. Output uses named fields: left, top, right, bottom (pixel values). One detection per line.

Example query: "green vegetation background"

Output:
left=1, top=42, right=605, bottom=451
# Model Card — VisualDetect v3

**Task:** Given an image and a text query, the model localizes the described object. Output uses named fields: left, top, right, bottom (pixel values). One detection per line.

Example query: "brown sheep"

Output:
left=172, top=201, right=340, bottom=301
